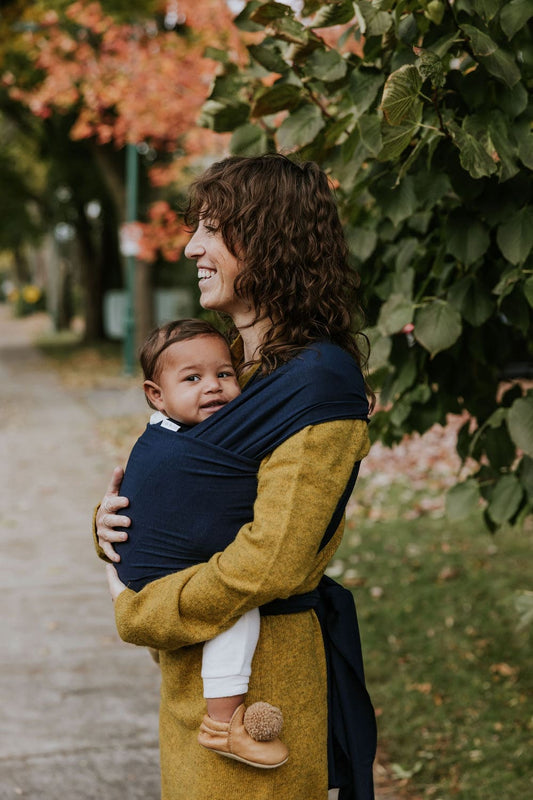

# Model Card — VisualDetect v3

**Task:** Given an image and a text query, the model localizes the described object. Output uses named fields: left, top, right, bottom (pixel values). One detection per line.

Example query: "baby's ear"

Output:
left=143, top=380, right=164, bottom=410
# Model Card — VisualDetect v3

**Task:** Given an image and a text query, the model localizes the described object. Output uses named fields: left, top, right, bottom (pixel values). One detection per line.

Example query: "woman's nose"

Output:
left=184, top=230, right=205, bottom=259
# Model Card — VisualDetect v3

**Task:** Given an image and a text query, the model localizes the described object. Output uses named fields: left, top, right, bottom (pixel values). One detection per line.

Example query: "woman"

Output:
left=96, top=154, right=376, bottom=800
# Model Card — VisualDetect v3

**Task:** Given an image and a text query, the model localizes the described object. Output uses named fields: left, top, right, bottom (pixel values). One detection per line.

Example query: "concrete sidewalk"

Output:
left=0, top=307, right=161, bottom=799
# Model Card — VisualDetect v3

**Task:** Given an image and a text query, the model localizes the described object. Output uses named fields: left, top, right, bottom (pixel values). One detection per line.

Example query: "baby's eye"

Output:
left=219, top=371, right=235, bottom=378
left=184, top=375, right=200, bottom=382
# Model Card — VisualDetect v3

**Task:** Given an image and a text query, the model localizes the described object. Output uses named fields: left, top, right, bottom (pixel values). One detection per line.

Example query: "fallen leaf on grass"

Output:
left=438, top=565, right=461, bottom=581
left=390, top=760, right=423, bottom=779
left=408, top=682, right=432, bottom=694
left=490, top=662, right=518, bottom=678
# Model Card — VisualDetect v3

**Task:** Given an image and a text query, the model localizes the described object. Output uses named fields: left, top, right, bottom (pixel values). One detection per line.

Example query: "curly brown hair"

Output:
left=185, top=154, right=370, bottom=392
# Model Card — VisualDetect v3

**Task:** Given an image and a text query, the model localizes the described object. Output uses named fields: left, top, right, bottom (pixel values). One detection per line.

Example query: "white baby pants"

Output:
left=201, top=607, right=261, bottom=698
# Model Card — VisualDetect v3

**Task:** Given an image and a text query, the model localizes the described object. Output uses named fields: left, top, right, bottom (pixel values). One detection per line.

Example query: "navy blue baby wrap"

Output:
left=115, top=341, right=376, bottom=800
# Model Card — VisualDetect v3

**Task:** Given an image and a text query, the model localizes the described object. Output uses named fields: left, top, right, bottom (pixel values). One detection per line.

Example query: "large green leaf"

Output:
left=379, top=103, right=422, bottom=161
left=447, top=276, right=494, bottom=326
left=345, top=226, right=378, bottom=262
left=446, top=479, right=481, bottom=521
left=377, top=293, right=414, bottom=336
left=312, top=0, right=356, bottom=27
left=250, top=1, right=293, bottom=24
left=414, top=301, right=462, bottom=357
left=199, top=99, right=250, bottom=133
left=497, top=206, right=533, bottom=265
left=461, top=112, right=520, bottom=182
left=380, top=355, right=418, bottom=404
left=485, top=113, right=520, bottom=181
left=515, top=119, right=533, bottom=170
left=445, top=213, right=490, bottom=265
left=233, top=0, right=265, bottom=31
left=381, top=65, right=422, bottom=126
left=323, top=114, right=354, bottom=147
left=249, top=42, right=288, bottom=73
left=487, top=474, right=524, bottom=524
left=461, top=24, right=521, bottom=87
left=230, top=123, right=269, bottom=156
left=447, top=120, right=498, bottom=180
left=483, top=424, right=517, bottom=470
left=252, top=83, right=302, bottom=117
left=374, top=176, right=417, bottom=227
left=358, top=114, right=382, bottom=156
left=365, top=327, right=393, bottom=371
left=355, top=0, right=392, bottom=37
left=472, top=0, right=504, bottom=21
left=524, top=276, right=533, bottom=308
left=277, top=103, right=326, bottom=149
left=267, top=15, right=310, bottom=45
left=494, top=80, right=528, bottom=118
left=507, top=395, right=533, bottom=457
left=414, top=46, right=445, bottom=88
left=424, top=0, right=445, bottom=25
left=348, top=71, right=385, bottom=121
left=306, top=48, right=347, bottom=83
left=500, top=0, right=533, bottom=40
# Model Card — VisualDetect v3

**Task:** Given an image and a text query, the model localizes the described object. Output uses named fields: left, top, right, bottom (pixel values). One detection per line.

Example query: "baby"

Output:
left=114, top=318, right=288, bottom=769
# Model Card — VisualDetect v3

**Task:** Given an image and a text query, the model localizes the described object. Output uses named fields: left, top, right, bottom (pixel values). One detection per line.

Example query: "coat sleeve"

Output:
left=113, top=418, right=370, bottom=651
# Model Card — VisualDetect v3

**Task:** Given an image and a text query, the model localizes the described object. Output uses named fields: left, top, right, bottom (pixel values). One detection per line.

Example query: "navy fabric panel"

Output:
left=316, top=576, right=377, bottom=800
left=184, top=340, right=369, bottom=459
left=115, top=432, right=258, bottom=590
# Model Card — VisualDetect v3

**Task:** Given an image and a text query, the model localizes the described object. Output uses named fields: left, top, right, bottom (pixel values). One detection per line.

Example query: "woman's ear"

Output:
left=144, top=380, right=165, bottom=410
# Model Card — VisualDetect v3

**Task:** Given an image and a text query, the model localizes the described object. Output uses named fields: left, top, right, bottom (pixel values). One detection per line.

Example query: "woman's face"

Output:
left=185, top=219, right=250, bottom=321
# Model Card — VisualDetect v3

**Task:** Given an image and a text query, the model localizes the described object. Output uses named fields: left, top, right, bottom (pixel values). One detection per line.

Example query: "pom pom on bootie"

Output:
left=243, top=702, right=284, bottom=742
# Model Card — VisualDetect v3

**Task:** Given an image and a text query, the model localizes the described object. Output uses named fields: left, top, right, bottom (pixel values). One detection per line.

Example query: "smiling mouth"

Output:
left=201, top=400, right=226, bottom=410
left=198, top=268, right=215, bottom=281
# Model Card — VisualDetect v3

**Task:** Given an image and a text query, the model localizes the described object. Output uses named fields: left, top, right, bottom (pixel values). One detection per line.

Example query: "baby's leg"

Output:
left=199, top=608, right=288, bottom=768
left=201, top=608, right=260, bottom=722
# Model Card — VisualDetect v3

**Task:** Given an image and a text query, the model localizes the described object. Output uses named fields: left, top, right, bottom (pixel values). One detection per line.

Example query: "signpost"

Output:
left=119, top=143, right=139, bottom=375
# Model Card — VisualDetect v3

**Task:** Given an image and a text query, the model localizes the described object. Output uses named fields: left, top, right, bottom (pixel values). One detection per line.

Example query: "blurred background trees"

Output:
left=0, top=0, right=239, bottom=341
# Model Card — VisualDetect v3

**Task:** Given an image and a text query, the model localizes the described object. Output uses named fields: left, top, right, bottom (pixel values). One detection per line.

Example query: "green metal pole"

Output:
left=123, top=143, right=138, bottom=375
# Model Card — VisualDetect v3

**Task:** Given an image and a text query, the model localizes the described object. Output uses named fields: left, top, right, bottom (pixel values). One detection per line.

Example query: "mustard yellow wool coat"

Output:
left=100, top=415, right=370, bottom=800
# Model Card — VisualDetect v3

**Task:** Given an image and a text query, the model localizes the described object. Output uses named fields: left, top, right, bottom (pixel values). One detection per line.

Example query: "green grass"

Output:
left=338, top=479, right=533, bottom=799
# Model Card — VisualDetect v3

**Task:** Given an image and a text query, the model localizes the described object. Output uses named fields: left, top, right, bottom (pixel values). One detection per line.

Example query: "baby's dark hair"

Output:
left=140, top=319, right=230, bottom=409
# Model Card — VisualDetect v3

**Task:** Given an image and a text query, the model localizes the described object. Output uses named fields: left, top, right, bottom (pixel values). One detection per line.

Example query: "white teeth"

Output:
left=198, top=268, right=214, bottom=280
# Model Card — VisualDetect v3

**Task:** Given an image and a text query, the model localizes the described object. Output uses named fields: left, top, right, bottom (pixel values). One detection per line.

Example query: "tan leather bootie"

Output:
left=198, top=703, right=289, bottom=768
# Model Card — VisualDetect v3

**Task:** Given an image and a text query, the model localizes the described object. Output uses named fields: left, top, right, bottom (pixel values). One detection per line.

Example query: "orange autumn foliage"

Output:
left=9, top=0, right=244, bottom=150
left=5, top=1, right=245, bottom=262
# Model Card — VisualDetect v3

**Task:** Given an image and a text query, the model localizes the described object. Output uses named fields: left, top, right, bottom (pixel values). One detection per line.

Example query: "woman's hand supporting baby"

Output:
left=96, top=466, right=131, bottom=562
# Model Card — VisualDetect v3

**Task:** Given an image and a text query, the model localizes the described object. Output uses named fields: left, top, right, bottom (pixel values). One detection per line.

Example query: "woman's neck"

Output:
left=236, top=316, right=271, bottom=364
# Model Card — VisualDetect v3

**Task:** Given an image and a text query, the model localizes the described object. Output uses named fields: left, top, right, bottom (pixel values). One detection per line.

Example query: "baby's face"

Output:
left=149, top=335, right=240, bottom=426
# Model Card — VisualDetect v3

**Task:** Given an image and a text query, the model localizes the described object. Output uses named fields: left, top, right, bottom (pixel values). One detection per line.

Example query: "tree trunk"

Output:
left=135, top=258, right=153, bottom=350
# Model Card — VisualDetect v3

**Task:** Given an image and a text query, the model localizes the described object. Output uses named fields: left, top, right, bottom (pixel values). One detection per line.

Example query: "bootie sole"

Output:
left=198, top=742, right=289, bottom=769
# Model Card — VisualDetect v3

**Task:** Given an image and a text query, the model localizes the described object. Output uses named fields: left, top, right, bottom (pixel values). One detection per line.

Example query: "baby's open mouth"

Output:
left=201, top=400, right=226, bottom=409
